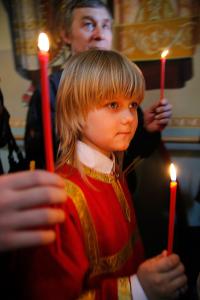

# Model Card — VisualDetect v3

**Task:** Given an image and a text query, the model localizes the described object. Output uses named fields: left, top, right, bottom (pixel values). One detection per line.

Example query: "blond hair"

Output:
left=56, top=49, right=145, bottom=168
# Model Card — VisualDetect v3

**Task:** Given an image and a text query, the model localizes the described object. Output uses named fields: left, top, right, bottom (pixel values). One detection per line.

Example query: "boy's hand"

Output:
left=137, top=250, right=187, bottom=299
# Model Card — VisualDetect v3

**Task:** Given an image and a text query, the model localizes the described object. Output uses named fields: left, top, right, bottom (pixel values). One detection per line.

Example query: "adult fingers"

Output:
left=0, top=230, right=56, bottom=252
left=155, top=105, right=172, bottom=116
left=159, top=98, right=169, bottom=105
left=0, top=170, right=65, bottom=190
left=0, top=186, right=67, bottom=211
left=155, top=110, right=172, bottom=121
left=157, top=117, right=171, bottom=125
left=150, top=98, right=170, bottom=110
left=0, top=208, right=65, bottom=230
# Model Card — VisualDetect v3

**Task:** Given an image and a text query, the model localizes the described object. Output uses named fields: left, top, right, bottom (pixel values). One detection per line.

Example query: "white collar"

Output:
left=77, top=141, right=114, bottom=174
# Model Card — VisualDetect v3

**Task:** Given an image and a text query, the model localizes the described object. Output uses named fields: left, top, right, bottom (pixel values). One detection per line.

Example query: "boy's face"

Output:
left=81, top=97, right=139, bottom=157
left=64, top=7, right=113, bottom=54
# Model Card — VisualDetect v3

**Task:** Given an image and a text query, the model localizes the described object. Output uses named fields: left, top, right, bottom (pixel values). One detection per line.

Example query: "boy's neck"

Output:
left=76, top=140, right=114, bottom=174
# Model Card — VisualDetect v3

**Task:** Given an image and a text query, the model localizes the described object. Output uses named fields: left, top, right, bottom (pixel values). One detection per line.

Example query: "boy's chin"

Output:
left=115, top=144, right=130, bottom=152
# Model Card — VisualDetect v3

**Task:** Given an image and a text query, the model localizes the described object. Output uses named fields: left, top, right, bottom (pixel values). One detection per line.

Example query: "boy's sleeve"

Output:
left=131, top=275, right=148, bottom=300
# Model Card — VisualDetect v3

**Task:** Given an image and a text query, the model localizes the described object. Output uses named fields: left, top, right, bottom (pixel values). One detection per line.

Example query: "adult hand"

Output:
left=143, top=98, right=172, bottom=133
left=0, top=170, right=66, bottom=251
left=137, top=250, right=187, bottom=300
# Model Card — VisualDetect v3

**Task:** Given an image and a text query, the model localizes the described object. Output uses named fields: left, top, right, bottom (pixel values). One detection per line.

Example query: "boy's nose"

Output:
left=121, top=109, right=135, bottom=123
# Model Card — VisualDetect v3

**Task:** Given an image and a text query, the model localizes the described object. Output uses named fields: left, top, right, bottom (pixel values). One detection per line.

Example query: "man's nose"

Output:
left=93, top=25, right=104, bottom=40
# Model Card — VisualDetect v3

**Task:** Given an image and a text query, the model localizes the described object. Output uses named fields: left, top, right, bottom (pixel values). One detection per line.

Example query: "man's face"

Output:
left=65, top=7, right=113, bottom=54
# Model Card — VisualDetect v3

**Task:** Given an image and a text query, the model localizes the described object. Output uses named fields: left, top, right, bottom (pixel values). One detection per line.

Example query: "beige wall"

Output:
left=0, top=0, right=29, bottom=129
left=143, top=46, right=200, bottom=119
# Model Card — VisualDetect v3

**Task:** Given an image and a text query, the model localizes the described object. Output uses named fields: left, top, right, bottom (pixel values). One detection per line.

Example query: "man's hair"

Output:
left=62, top=0, right=112, bottom=34
left=56, top=49, right=145, bottom=168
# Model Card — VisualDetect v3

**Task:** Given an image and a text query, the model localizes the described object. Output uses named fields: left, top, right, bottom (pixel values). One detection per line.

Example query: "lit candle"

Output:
left=38, top=33, right=54, bottom=172
left=38, top=34, right=61, bottom=253
left=160, top=49, right=169, bottom=100
left=167, top=163, right=177, bottom=255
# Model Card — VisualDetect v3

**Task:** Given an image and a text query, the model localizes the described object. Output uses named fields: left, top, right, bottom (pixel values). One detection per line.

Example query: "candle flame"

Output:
left=161, top=49, right=169, bottom=59
left=38, top=33, right=49, bottom=52
left=169, top=163, right=176, bottom=181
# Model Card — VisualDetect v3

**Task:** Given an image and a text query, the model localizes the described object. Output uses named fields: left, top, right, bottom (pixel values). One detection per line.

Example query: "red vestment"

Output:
left=17, top=164, right=144, bottom=300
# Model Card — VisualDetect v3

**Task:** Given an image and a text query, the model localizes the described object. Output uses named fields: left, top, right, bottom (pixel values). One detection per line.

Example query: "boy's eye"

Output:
left=129, top=102, right=138, bottom=110
left=107, top=102, right=119, bottom=109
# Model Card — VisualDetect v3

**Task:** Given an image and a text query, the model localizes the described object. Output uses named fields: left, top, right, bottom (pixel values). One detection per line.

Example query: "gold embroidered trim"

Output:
left=83, top=166, right=131, bottom=222
left=83, top=165, right=113, bottom=183
left=64, top=180, right=99, bottom=263
left=64, top=173, right=137, bottom=280
left=118, top=277, right=132, bottom=300
left=90, top=230, right=139, bottom=279
left=111, top=179, right=131, bottom=222
left=77, top=290, right=96, bottom=300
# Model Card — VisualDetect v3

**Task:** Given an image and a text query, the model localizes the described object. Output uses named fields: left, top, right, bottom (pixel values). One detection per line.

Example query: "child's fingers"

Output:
left=167, top=262, right=185, bottom=281
left=167, top=275, right=188, bottom=296
left=154, top=253, right=181, bottom=272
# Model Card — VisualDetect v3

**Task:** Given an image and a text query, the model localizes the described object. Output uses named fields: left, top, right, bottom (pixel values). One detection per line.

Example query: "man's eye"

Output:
left=102, top=22, right=111, bottom=30
left=84, top=22, right=94, bottom=31
left=129, top=102, right=138, bottom=110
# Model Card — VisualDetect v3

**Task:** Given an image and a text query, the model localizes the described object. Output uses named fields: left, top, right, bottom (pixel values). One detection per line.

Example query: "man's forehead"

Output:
left=72, top=7, right=112, bottom=22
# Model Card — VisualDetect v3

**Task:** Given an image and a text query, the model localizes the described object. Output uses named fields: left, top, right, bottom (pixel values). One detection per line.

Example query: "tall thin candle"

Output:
left=38, top=33, right=61, bottom=253
left=38, top=33, right=54, bottom=172
left=167, top=163, right=177, bottom=255
left=160, top=49, right=169, bottom=100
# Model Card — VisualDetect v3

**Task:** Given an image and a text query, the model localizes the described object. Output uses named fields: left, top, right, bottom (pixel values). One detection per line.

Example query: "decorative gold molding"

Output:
left=114, top=18, right=198, bottom=60
left=10, top=117, right=200, bottom=130
left=163, top=136, right=200, bottom=143
left=168, top=117, right=200, bottom=128
left=114, top=1, right=200, bottom=61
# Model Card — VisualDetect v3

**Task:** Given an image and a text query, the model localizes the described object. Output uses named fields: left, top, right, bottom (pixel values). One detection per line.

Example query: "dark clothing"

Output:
left=0, top=89, right=26, bottom=174
left=0, top=89, right=10, bottom=149
left=24, top=71, right=62, bottom=168
left=24, top=70, right=161, bottom=187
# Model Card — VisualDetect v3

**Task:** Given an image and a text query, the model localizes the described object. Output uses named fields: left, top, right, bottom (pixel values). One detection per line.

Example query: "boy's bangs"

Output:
left=100, top=64, right=144, bottom=103
left=82, top=55, right=144, bottom=106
